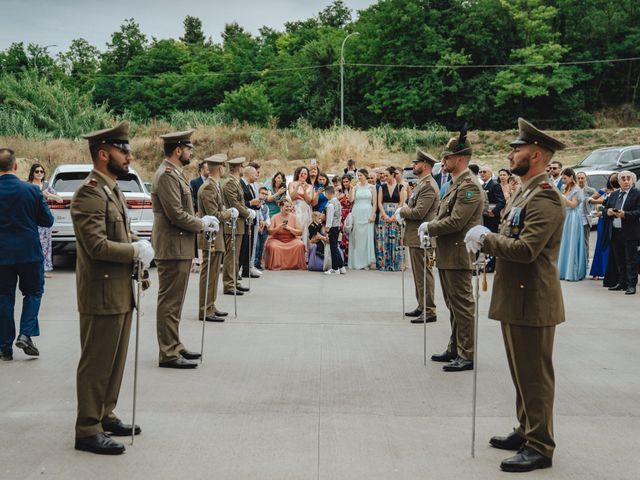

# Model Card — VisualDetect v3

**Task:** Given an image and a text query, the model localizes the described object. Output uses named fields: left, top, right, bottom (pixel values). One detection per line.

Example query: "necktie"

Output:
left=615, top=191, right=626, bottom=210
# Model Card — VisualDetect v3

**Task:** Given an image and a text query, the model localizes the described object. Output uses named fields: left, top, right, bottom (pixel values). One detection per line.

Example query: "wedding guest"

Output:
left=308, top=211, right=328, bottom=271
left=376, top=167, right=405, bottom=271
left=498, top=168, right=512, bottom=202
left=288, top=166, right=313, bottom=249
left=338, top=175, right=353, bottom=261
left=348, top=169, right=376, bottom=270
left=266, top=171, right=287, bottom=217
left=265, top=199, right=306, bottom=270
left=589, top=173, right=618, bottom=283
left=558, top=168, right=587, bottom=281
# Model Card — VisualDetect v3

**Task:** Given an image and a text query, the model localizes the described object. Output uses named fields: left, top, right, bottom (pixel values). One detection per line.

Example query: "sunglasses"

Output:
left=34, top=169, right=44, bottom=173
left=479, top=170, right=488, bottom=173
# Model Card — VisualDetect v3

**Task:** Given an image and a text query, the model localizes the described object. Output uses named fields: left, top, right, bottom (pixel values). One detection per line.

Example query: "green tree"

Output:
left=216, top=83, right=273, bottom=125
left=57, top=38, right=100, bottom=92
left=318, top=0, right=352, bottom=28
left=100, top=18, right=148, bottom=73
left=180, top=15, right=206, bottom=45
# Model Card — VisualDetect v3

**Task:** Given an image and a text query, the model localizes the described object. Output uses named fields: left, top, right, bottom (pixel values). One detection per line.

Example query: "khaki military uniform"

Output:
left=152, top=159, right=204, bottom=363
left=197, top=177, right=231, bottom=318
left=427, top=169, right=483, bottom=360
left=483, top=172, right=565, bottom=458
left=71, top=169, right=137, bottom=438
left=221, top=175, right=251, bottom=291
left=399, top=174, right=440, bottom=315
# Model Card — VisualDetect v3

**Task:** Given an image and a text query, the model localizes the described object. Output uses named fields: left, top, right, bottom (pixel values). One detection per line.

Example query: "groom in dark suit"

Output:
left=0, top=147, right=54, bottom=360
left=479, top=166, right=506, bottom=272
left=605, top=171, right=640, bottom=294
left=189, top=161, right=208, bottom=212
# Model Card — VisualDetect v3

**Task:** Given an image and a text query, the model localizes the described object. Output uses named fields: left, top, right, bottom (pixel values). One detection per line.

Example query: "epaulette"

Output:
left=464, top=177, right=472, bottom=183
left=164, top=167, right=174, bottom=174
left=85, top=178, right=98, bottom=188
left=539, top=182, right=552, bottom=189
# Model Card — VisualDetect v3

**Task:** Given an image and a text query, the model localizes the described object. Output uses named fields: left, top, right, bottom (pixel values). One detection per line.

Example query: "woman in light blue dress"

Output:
left=557, top=168, right=587, bottom=281
left=348, top=169, right=377, bottom=270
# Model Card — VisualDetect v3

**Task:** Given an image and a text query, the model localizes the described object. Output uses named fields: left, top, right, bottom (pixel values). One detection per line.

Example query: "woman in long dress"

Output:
left=27, top=163, right=63, bottom=277
left=288, top=166, right=313, bottom=250
left=264, top=200, right=306, bottom=270
left=588, top=173, right=619, bottom=285
left=558, top=168, right=587, bottom=281
left=338, top=175, right=353, bottom=262
left=376, top=166, right=405, bottom=271
left=348, top=169, right=376, bottom=270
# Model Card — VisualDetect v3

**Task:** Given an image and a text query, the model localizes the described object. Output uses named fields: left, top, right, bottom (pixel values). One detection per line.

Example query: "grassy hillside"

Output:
left=4, top=123, right=639, bottom=183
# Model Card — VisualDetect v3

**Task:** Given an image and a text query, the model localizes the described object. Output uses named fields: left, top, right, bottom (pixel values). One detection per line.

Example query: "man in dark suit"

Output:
left=189, top=161, right=209, bottom=212
left=605, top=170, right=640, bottom=295
left=479, top=166, right=506, bottom=272
left=548, top=161, right=563, bottom=190
left=0, top=147, right=54, bottom=361
left=240, top=165, right=261, bottom=279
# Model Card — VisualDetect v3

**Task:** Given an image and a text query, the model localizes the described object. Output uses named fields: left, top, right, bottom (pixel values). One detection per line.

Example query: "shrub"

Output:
left=216, top=83, right=274, bottom=126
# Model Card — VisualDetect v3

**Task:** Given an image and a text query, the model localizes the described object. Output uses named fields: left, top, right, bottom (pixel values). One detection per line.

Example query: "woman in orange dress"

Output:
left=265, top=199, right=306, bottom=270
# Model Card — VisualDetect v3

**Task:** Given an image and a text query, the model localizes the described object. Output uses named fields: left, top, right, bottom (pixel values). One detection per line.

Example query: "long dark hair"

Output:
left=293, top=166, right=311, bottom=183
left=561, top=167, right=577, bottom=193
left=272, top=171, right=286, bottom=190
left=28, top=163, right=45, bottom=183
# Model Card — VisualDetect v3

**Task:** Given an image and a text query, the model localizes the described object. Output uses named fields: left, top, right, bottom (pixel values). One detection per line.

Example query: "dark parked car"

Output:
left=574, top=146, right=640, bottom=176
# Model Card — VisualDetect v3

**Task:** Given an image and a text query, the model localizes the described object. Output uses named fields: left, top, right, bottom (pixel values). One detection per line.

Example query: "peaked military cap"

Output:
left=204, top=153, right=228, bottom=165
left=82, top=121, right=131, bottom=152
left=227, top=156, right=246, bottom=166
left=510, top=118, right=566, bottom=153
left=159, top=129, right=195, bottom=148
left=413, top=149, right=437, bottom=165
left=441, top=135, right=472, bottom=159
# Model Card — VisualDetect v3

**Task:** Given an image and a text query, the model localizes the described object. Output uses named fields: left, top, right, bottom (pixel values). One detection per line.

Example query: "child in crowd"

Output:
left=254, top=187, right=271, bottom=270
left=323, top=186, right=346, bottom=275
left=308, top=211, right=328, bottom=271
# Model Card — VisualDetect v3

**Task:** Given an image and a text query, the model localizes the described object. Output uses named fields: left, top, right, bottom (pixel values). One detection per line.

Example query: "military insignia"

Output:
left=464, top=177, right=472, bottom=183
left=465, top=191, right=473, bottom=198
left=85, top=178, right=97, bottom=188
left=540, top=182, right=552, bottom=189
left=164, top=167, right=174, bottom=174
left=522, top=189, right=531, bottom=199
left=103, top=185, right=112, bottom=196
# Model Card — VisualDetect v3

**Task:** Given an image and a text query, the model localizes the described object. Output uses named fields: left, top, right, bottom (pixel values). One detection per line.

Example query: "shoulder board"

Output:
left=539, top=182, right=552, bottom=190
left=84, top=178, right=98, bottom=188
left=464, top=177, right=472, bottom=183
left=164, top=167, right=174, bottom=174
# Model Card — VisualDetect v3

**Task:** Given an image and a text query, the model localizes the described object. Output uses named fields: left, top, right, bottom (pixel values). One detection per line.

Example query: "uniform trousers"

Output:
left=155, top=259, right=190, bottom=363
left=409, top=247, right=436, bottom=316
left=76, top=311, right=132, bottom=437
left=438, top=269, right=474, bottom=360
left=501, top=323, right=556, bottom=459
left=223, top=234, right=243, bottom=291
left=199, top=249, right=223, bottom=319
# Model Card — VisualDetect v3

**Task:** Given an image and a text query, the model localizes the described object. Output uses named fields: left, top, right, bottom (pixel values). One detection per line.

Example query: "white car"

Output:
left=48, top=164, right=153, bottom=253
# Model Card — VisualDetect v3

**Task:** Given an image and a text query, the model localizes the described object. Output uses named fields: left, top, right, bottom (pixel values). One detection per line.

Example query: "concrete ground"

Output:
left=1, top=242, right=639, bottom=479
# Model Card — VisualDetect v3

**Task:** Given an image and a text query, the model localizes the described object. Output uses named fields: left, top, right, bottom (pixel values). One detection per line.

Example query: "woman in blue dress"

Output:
left=348, top=169, right=377, bottom=270
left=588, top=173, right=618, bottom=281
left=558, top=168, right=587, bottom=281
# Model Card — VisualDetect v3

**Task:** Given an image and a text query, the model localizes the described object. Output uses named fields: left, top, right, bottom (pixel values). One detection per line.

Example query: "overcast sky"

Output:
left=1, top=0, right=376, bottom=53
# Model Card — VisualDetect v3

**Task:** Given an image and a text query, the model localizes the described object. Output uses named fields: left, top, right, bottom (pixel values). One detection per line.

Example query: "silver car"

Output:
left=48, top=164, right=153, bottom=253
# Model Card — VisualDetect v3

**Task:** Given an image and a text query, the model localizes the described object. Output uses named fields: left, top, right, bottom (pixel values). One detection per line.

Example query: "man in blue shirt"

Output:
left=0, top=147, right=54, bottom=360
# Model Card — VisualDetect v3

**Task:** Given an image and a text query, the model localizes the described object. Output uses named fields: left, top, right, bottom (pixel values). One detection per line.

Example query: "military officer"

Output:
left=464, top=118, right=566, bottom=473
left=418, top=131, right=483, bottom=372
left=394, top=150, right=440, bottom=323
left=152, top=130, right=219, bottom=369
left=71, top=121, right=155, bottom=454
left=222, top=157, right=255, bottom=295
left=198, top=154, right=238, bottom=322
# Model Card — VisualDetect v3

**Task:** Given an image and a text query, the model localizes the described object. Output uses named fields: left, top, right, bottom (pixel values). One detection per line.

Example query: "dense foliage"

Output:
left=1, top=0, right=639, bottom=137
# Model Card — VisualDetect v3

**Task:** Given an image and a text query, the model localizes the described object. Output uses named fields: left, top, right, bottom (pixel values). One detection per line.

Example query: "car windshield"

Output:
left=579, top=150, right=620, bottom=167
left=52, top=172, right=142, bottom=193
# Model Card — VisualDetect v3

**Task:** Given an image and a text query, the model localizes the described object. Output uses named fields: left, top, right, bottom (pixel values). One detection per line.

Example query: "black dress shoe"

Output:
left=75, top=432, right=125, bottom=455
left=180, top=349, right=202, bottom=360
left=490, top=431, right=525, bottom=451
left=625, top=287, right=636, bottom=295
left=500, top=447, right=552, bottom=472
left=404, top=308, right=423, bottom=318
left=215, top=310, right=228, bottom=317
left=159, top=357, right=198, bottom=369
left=0, top=350, right=13, bottom=361
left=202, top=315, right=225, bottom=322
left=237, top=286, right=250, bottom=292
left=608, top=284, right=625, bottom=291
left=224, top=290, right=244, bottom=296
left=102, top=419, right=141, bottom=436
left=431, top=350, right=457, bottom=363
left=443, top=357, right=474, bottom=371
left=15, top=334, right=39, bottom=356
left=410, top=315, right=437, bottom=324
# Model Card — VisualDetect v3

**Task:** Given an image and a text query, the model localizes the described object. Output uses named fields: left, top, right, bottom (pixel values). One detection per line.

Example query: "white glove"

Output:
left=393, top=207, right=403, bottom=221
left=133, top=240, right=155, bottom=269
left=464, top=225, right=491, bottom=254
left=418, top=222, right=430, bottom=239
left=201, top=215, right=220, bottom=232
left=227, top=207, right=239, bottom=220
left=248, top=209, right=257, bottom=221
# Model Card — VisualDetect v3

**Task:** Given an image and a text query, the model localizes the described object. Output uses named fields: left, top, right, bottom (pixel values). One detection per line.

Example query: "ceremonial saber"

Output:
left=232, top=218, right=238, bottom=318
left=400, top=222, right=406, bottom=320
left=421, top=234, right=428, bottom=366
left=130, top=260, right=146, bottom=446
left=246, top=217, right=252, bottom=291
left=471, top=252, right=486, bottom=458
left=199, top=231, right=215, bottom=363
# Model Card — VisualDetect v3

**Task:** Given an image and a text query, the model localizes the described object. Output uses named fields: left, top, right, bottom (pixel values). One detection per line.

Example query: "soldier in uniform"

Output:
left=418, top=130, right=483, bottom=372
left=394, top=150, right=440, bottom=323
left=198, top=154, right=238, bottom=322
left=222, top=157, right=255, bottom=295
left=152, top=130, right=220, bottom=369
left=71, top=121, right=155, bottom=454
left=465, top=118, right=566, bottom=473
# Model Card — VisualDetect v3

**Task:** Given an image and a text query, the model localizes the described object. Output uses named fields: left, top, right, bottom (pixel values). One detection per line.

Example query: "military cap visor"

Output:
left=228, top=156, right=246, bottom=165
left=82, top=121, right=131, bottom=151
left=510, top=118, right=566, bottom=152
left=204, top=153, right=228, bottom=165
left=160, top=129, right=195, bottom=148
left=413, top=149, right=437, bottom=165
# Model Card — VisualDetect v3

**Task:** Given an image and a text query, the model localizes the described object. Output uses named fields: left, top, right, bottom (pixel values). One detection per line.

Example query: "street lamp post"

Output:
left=340, top=32, right=359, bottom=127
left=34, top=44, right=57, bottom=71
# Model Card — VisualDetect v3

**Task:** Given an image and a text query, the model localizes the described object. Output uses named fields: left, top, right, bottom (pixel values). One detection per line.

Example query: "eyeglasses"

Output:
left=479, top=170, right=488, bottom=173
left=34, top=169, right=44, bottom=173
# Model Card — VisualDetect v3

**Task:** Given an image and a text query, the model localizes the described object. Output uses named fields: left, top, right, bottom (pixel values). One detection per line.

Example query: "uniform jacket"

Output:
left=222, top=175, right=251, bottom=235
left=604, top=187, right=640, bottom=240
left=197, top=177, right=231, bottom=252
left=151, top=159, right=203, bottom=260
left=483, top=172, right=565, bottom=327
left=482, top=178, right=506, bottom=232
left=190, top=176, right=204, bottom=212
left=71, top=170, right=136, bottom=315
left=0, top=174, right=53, bottom=265
left=428, top=170, right=483, bottom=269
left=399, top=174, right=439, bottom=248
